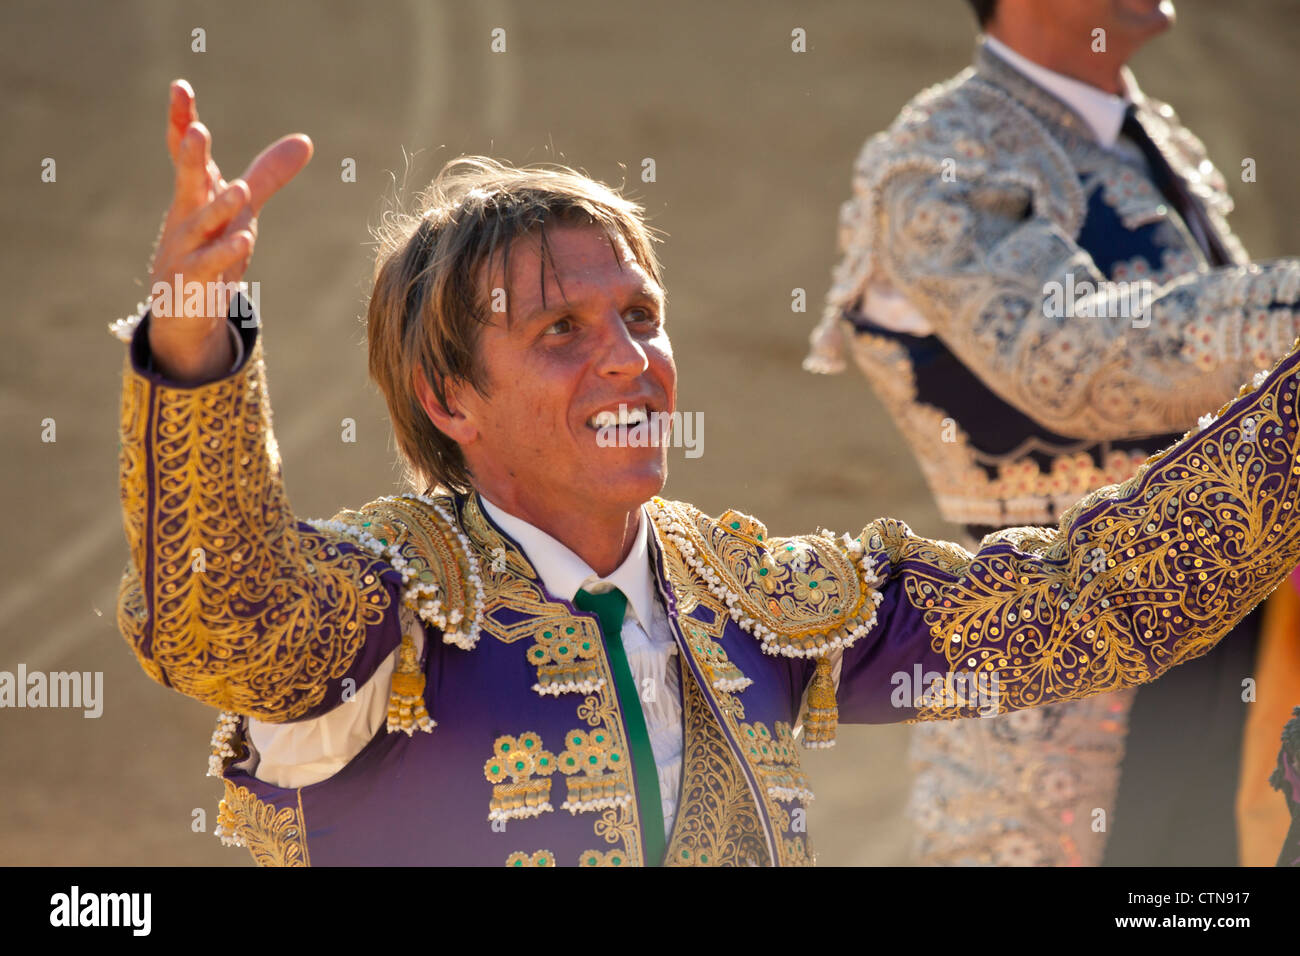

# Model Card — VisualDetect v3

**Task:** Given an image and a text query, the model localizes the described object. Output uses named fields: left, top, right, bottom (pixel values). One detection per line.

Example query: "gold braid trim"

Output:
left=215, top=780, right=310, bottom=867
left=116, top=342, right=394, bottom=721
left=647, top=499, right=884, bottom=659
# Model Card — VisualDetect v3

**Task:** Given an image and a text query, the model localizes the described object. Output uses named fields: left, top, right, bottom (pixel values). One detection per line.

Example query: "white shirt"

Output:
left=244, top=496, right=685, bottom=838
left=862, top=37, right=1138, bottom=337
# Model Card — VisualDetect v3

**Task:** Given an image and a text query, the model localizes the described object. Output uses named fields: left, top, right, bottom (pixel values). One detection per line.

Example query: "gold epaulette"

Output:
left=306, top=493, right=485, bottom=735
left=647, top=498, right=886, bottom=747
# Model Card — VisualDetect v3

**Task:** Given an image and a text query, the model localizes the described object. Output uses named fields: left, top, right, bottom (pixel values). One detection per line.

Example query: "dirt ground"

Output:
left=3, top=0, right=1299, bottom=866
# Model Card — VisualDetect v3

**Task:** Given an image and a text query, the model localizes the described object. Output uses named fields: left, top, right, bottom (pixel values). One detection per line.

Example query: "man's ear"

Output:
left=413, top=369, right=480, bottom=445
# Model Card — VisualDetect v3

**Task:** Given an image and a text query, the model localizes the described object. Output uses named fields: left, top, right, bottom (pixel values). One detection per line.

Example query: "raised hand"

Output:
left=146, top=79, right=313, bottom=383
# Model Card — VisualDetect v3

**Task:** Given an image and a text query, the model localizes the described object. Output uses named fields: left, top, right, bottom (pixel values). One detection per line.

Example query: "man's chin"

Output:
left=576, top=461, right=668, bottom=510
left=1115, top=0, right=1175, bottom=34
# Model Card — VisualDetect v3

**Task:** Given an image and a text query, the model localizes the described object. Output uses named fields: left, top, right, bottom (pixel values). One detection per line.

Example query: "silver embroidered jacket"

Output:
left=808, top=41, right=1300, bottom=530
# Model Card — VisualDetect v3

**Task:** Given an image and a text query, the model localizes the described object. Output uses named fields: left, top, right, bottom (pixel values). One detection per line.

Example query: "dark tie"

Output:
left=573, top=585, right=667, bottom=865
left=1120, top=104, right=1233, bottom=267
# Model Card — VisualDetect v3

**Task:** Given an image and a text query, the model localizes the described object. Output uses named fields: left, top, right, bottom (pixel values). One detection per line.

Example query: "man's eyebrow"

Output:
left=513, top=281, right=664, bottom=327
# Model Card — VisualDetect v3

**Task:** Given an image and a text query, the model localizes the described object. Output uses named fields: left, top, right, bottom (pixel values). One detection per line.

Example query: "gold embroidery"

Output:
left=216, top=780, right=310, bottom=867
left=505, top=850, right=554, bottom=867
left=117, top=344, right=395, bottom=721
left=663, top=658, right=771, bottom=867
left=872, top=349, right=1300, bottom=719
left=557, top=728, right=632, bottom=813
left=577, top=848, right=630, bottom=866
left=324, top=496, right=484, bottom=649
left=649, top=499, right=883, bottom=660
left=484, top=732, right=556, bottom=821
left=801, top=660, right=838, bottom=748
left=738, top=721, right=815, bottom=803
left=387, top=610, right=433, bottom=735
left=526, top=621, right=606, bottom=696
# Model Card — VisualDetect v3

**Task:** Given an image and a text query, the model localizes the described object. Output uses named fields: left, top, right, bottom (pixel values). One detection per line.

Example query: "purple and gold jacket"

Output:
left=116, top=313, right=1300, bottom=866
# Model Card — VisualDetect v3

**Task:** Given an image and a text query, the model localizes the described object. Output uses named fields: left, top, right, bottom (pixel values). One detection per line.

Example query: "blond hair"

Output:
left=367, top=156, right=664, bottom=493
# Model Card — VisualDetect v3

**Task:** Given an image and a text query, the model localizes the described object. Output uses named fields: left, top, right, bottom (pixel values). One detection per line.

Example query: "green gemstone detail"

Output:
left=523, top=739, right=534, bottom=748
left=588, top=856, right=597, bottom=865
left=539, top=757, right=549, bottom=767
left=573, top=736, right=582, bottom=746
left=543, top=631, right=553, bottom=639
left=610, top=753, right=621, bottom=762
left=589, top=756, right=598, bottom=764
left=361, top=521, right=371, bottom=527
left=612, top=856, right=622, bottom=865
left=538, top=857, right=548, bottom=866
left=809, top=581, right=818, bottom=588
left=513, top=860, right=523, bottom=867
left=681, top=850, right=690, bottom=859
left=565, top=757, right=576, bottom=767
left=501, top=743, right=510, bottom=751
left=515, top=760, right=525, bottom=771
left=490, top=765, right=500, bottom=774
left=758, top=568, right=768, bottom=576
left=533, top=650, right=545, bottom=659
left=379, top=538, right=388, bottom=546
left=595, top=733, right=605, bottom=743
left=566, top=627, right=575, bottom=634
left=558, top=646, right=569, bottom=655
left=582, top=642, right=591, bottom=650
left=730, top=521, right=740, bottom=530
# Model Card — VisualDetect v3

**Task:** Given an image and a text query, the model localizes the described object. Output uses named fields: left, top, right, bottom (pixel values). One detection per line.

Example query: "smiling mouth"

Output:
left=586, top=404, right=649, bottom=429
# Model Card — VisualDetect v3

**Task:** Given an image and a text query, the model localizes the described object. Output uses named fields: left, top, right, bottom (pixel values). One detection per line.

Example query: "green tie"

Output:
left=573, top=586, right=666, bottom=866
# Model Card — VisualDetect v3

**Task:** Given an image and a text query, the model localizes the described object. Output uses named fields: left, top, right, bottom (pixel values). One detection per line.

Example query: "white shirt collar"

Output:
left=984, top=35, right=1136, bottom=148
left=478, top=495, right=659, bottom=632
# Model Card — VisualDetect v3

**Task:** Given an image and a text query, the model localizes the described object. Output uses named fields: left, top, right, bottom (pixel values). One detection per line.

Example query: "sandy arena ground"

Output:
left=2, top=0, right=1298, bottom=865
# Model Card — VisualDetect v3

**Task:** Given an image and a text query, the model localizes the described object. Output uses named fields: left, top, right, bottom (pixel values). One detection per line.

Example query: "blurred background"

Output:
left=2, top=0, right=1298, bottom=865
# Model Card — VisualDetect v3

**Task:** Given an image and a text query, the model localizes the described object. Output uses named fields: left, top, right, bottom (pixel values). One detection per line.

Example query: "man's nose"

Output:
left=595, top=312, right=649, bottom=376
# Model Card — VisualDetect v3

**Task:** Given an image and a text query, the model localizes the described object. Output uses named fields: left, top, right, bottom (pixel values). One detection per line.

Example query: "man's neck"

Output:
left=475, top=489, right=644, bottom=577
left=985, top=23, right=1130, bottom=95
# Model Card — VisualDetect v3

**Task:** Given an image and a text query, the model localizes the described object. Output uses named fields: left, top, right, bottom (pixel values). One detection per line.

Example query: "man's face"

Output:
left=449, top=222, right=676, bottom=523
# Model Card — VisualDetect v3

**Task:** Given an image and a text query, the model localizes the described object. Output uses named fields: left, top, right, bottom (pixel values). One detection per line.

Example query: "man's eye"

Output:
left=626, top=307, right=657, bottom=324
left=543, top=317, right=573, bottom=335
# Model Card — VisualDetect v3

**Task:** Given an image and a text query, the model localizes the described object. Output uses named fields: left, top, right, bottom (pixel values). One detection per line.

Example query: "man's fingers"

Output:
left=173, top=122, right=215, bottom=218
left=239, top=134, right=313, bottom=213
left=186, top=180, right=250, bottom=249
left=165, top=79, right=197, bottom=166
left=179, top=230, right=253, bottom=280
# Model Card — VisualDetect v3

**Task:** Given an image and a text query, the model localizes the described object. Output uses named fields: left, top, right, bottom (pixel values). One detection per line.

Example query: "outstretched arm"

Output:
left=116, top=81, right=404, bottom=723
left=836, top=332, right=1300, bottom=721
